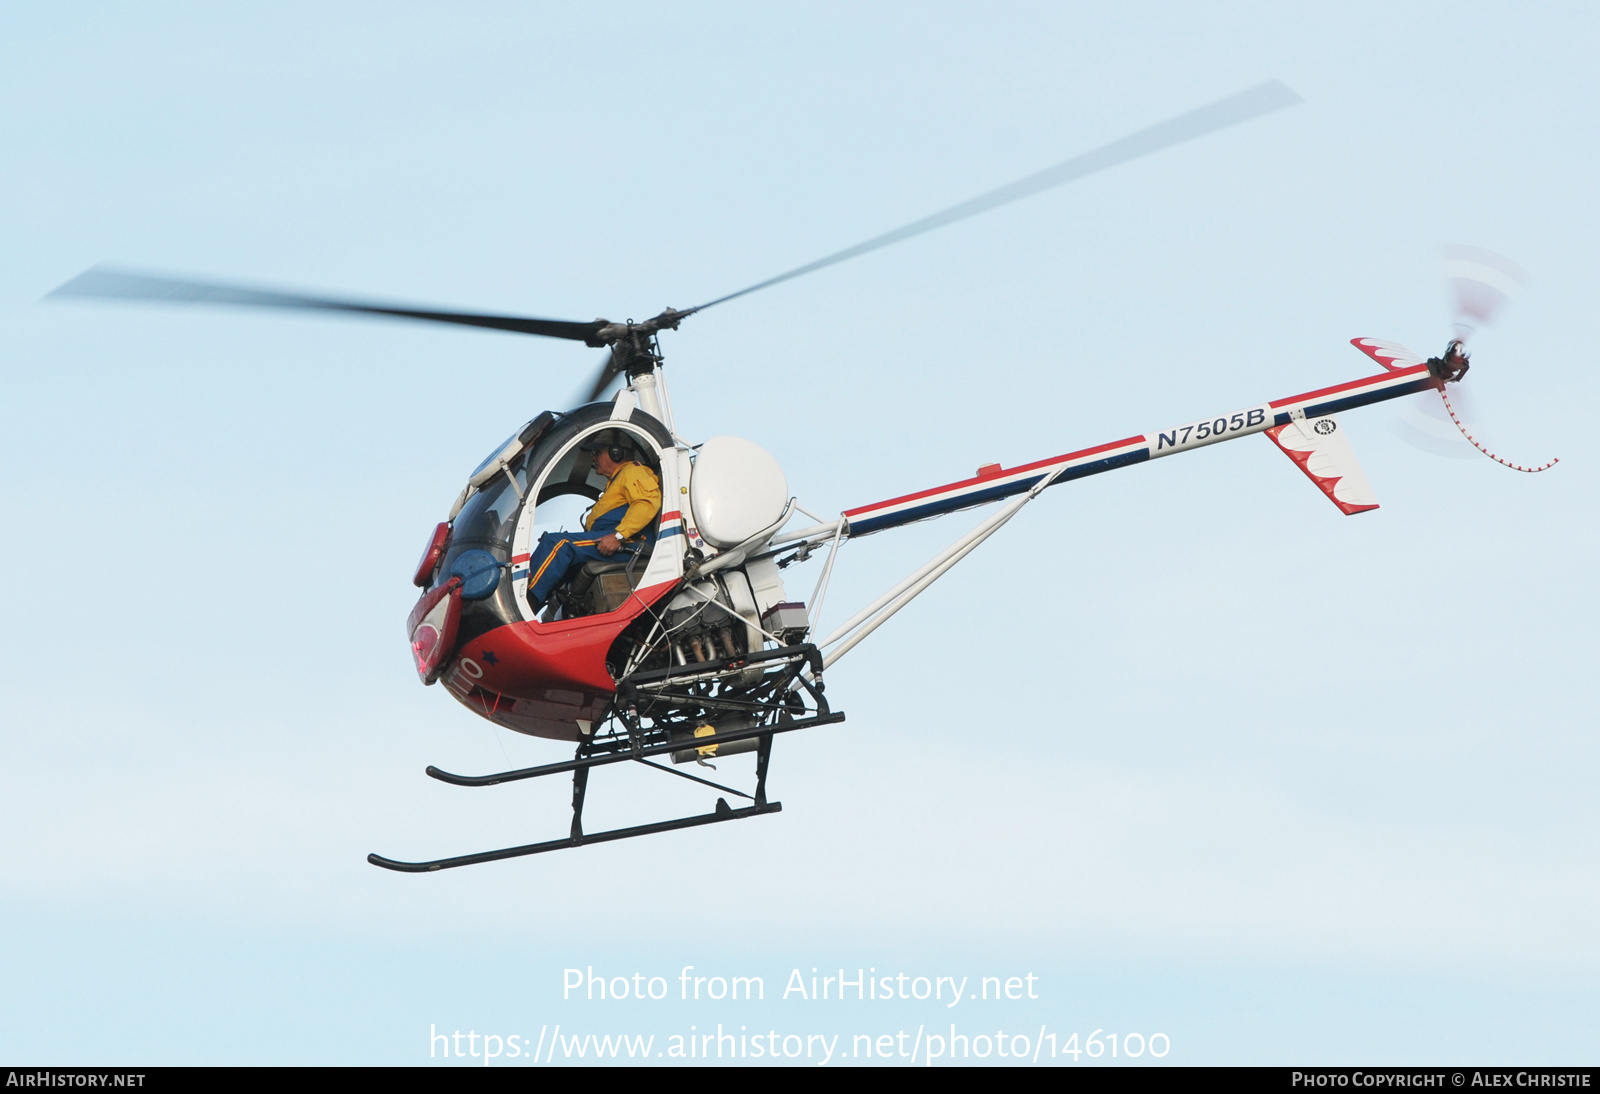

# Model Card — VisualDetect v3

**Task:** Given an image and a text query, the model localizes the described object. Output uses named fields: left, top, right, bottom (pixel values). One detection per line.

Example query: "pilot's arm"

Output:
left=597, top=465, right=661, bottom=554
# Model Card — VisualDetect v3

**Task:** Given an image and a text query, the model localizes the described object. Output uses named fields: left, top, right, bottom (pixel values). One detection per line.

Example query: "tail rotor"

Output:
left=1393, top=246, right=1556, bottom=473
left=1443, top=244, right=1527, bottom=345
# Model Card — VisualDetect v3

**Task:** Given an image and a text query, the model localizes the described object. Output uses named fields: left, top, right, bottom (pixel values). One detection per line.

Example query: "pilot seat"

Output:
left=543, top=540, right=654, bottom=620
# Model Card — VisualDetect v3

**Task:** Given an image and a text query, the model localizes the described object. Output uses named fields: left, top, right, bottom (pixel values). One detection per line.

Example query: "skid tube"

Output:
left=368, top=644, right=843, bottom=872
left=367, top=797, right=784, bottom=873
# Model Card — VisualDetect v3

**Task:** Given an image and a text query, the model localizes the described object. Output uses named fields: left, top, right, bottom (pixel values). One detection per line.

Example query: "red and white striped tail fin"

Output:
left=1351, top=337, right=1428, bottom=372
left=1265, top=413, right=1379, bottom=515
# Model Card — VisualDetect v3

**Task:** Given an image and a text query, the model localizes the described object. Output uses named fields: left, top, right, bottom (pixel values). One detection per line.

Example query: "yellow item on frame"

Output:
left=693, top=724, right=718, bottom=757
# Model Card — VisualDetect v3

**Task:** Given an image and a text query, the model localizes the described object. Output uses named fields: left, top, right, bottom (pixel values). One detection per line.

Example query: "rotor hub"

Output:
left=1427, top=339, right=1471, bottom=383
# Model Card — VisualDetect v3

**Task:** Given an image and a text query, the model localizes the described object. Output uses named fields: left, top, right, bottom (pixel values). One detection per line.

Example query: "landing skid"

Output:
left=367, top=796, right=784, bottom=873
left=369, top=643, right=842, bottom=872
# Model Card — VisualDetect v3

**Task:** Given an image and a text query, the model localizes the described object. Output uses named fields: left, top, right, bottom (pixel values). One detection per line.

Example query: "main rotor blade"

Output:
left=46, top=266, right=608, bottom=344
left=690, top=80, right=1300, bottom=314
left=577, top=347, right=627, bottom=405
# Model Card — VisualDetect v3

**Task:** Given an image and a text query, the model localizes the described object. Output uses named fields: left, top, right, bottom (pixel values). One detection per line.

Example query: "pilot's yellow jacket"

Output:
left=585, top=462, right=662, bottom=541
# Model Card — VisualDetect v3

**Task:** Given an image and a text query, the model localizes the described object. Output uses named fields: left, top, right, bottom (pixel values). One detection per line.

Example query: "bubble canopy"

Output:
left=436, top=403, right=673, bottom=645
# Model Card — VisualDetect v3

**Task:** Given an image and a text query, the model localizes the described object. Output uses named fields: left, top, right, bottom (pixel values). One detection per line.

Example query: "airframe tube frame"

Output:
left=368, top=643, right=841, bottom=872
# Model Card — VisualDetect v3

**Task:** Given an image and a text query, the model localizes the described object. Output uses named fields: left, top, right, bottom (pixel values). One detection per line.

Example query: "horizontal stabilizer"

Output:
left=1351, top=337, right=1427, bottom=372
left=1265, top=414, right=1378, bottom=515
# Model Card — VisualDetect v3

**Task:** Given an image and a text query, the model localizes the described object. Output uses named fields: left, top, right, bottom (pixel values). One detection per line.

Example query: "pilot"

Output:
left=526, top=432, right=662, bottom=612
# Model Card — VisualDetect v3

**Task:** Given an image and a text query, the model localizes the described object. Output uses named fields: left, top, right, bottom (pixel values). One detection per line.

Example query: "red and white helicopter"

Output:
left=49, top=81, right=1553, bottom=871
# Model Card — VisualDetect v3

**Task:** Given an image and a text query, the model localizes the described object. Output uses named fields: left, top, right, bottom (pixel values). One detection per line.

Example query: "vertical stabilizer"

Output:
left=1265, top=413, right=1379, bottom=515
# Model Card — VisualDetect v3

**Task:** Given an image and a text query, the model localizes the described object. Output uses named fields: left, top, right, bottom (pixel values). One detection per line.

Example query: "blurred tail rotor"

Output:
left=1443, top=244, right=1527, bottom=346
left=1392, top=246, right=1556, bottom=473
left=1394, top=379, right=1488, bottom=459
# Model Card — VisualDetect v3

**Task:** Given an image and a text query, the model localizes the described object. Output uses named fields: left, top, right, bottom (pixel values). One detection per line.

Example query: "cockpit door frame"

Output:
left=508, top=419, right=684, bottom=622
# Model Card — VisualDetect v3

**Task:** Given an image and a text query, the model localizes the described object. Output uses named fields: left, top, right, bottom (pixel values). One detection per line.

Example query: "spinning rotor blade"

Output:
left=1394, top=247, right=1522, bottom=460
left=688, top=80, right=1301, bottom=314
left=1394, top=248, right=1556, bottom=471
left=1394, top=384, right=1492, bottom=459
left=1443, top=245, right=1527, bottom=343
left=578, top=347, right=628, bottom=405
left=48, top=80, right=1299, bottom=408
left=46, top=266, right=608, bottom=344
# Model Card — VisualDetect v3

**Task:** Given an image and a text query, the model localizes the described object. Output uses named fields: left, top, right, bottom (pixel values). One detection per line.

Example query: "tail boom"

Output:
left=841, top=361, right=1434, bottom=535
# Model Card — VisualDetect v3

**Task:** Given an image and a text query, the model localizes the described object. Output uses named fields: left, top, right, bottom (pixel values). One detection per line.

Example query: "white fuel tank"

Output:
left=689, top=436, right=788, bottom=549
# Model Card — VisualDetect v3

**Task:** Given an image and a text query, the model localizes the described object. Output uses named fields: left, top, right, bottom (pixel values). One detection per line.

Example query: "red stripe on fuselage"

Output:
left=1269, top=365, right=1432, bottom=409
left=844, top=435, right=1146, bottom=517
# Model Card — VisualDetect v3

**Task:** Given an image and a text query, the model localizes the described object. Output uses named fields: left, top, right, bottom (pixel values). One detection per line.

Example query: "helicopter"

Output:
left=47, top=80, right=1554, bottom=872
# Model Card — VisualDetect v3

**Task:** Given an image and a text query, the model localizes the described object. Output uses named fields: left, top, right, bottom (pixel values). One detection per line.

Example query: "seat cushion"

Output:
left=567, top=548, right=653, bottom=599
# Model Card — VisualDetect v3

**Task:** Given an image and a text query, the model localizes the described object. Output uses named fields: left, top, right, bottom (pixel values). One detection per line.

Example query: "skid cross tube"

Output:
left=423, top=710, right=845, bottom=786
left=370, top=721, right=795, bottom=872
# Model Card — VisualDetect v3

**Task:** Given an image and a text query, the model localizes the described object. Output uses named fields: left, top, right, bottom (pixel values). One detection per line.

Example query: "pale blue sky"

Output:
left=2, top=1, right=1597, bottom=1065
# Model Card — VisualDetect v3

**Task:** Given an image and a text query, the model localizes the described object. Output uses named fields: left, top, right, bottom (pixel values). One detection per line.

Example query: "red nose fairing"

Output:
left=428, top=579, right=678, bottom=740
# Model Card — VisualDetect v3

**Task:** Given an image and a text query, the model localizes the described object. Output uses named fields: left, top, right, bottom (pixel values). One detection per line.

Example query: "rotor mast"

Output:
left=588, top=306, right=689, bottom=429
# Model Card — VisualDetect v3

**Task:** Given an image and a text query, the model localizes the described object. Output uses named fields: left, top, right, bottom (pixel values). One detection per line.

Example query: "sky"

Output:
left=2, top=1, right=1598, bottom=1067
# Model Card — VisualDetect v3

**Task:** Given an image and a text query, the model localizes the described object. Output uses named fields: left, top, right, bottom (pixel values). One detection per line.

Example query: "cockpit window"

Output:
left=453, top=449, right=531, bottom=554
left=469, top=427, right=524, bottom=482
left=532, top=492, right=593, bottom=541
left=537, top=444, right=608, bottom=506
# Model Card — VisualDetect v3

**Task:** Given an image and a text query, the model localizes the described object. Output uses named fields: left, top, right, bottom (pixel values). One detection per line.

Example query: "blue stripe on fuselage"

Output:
left=847, top=448, right=1151, bottom=536
left=1274, top=375, right=1436, bottom=425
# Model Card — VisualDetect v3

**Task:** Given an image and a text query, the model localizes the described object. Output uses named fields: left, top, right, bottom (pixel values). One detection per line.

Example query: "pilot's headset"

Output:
left=581, top=432, right=633, bottom=465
